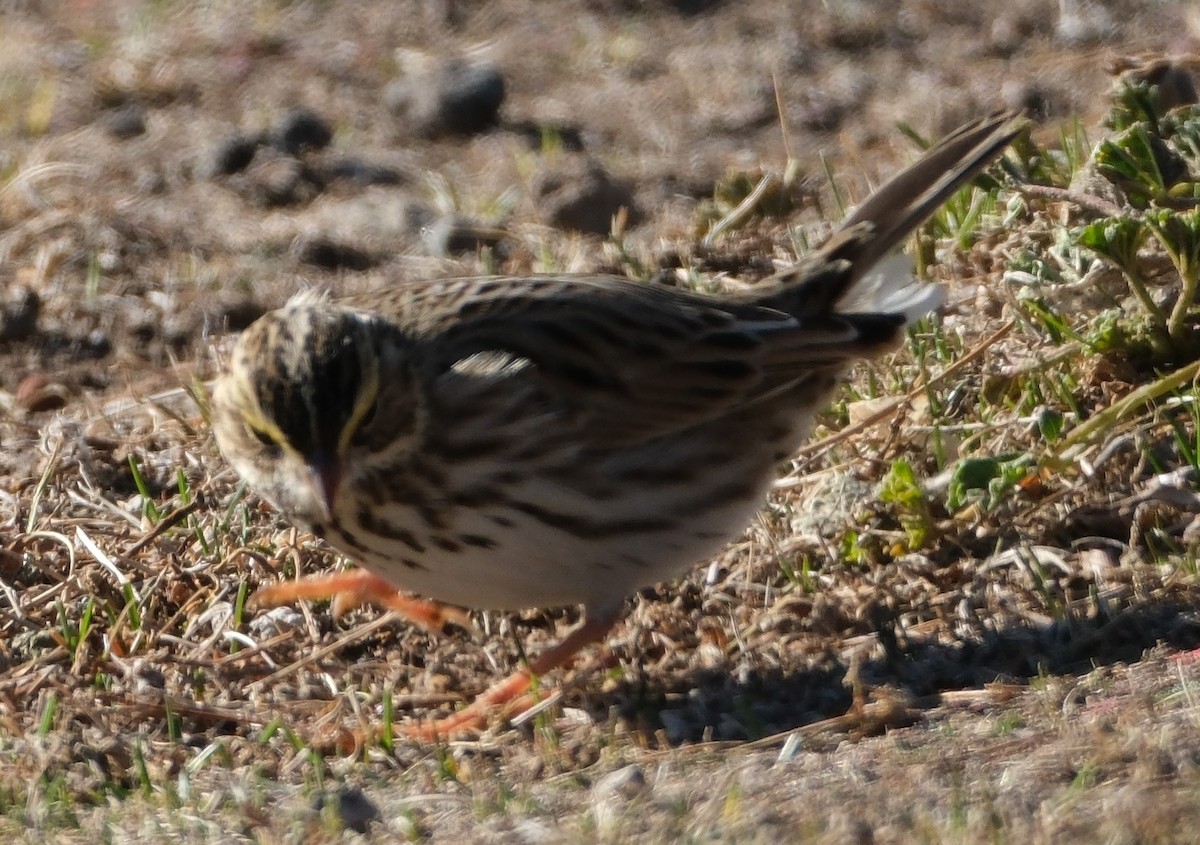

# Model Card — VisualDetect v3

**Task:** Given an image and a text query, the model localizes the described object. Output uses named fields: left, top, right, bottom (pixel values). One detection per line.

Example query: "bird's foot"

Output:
left=251, top=569, right=472, bottom=635
left=398, top=610, right=622, bottom=739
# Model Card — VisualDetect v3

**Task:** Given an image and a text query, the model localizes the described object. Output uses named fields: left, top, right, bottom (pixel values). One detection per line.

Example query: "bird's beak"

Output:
left=307, top=452, right=342, bottom=521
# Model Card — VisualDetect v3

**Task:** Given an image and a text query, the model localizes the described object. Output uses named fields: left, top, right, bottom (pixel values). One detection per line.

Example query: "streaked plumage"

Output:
left=212, top=112, right=1021, bottom=736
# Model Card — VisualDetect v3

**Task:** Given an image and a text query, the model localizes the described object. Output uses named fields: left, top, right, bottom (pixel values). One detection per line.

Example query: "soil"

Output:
left=3, top=1, right=1200, bottom=842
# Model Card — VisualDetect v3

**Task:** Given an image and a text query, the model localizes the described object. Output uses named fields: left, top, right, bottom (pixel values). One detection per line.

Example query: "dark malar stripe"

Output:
left=329, top=518, right=370, bottom=553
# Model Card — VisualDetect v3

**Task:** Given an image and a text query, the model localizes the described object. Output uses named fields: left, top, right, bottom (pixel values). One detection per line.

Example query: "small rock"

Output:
left=326, top=157, right=405, bottom=186
left=437, top=60, right=505, bottom=134
left=533, top=158, right=637, bottom=235
left=235, top=154, right=321, bottom=206
left=385, top=56, right=505, bottom=137
left=212, top=134, right=261, bottom=176
left=314, top=787, right=381, bottom=834
left=988, top=14, right=1027, bottom=56
left=270, top=107, right=333, bottom=155
left=213, top=298, right=266, bottom=333
left=592, top=764, right=648, bottom=802
left=294, top=236, right=377, bottom=271
left=0, top=286, right=40, bottom=341
left=102, top=104, right=146, bottom=139
left=15, top=373, right=68, bottom=413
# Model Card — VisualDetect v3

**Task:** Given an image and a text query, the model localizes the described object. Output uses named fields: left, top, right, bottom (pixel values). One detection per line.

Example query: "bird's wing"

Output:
left=343, top=111, right=1022, bottom=446
left=348, top=275, right=894, bottom=447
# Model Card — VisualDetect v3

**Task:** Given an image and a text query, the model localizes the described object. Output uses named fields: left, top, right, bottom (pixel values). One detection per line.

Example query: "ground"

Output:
left=4, top=1, right=1200, bottom=842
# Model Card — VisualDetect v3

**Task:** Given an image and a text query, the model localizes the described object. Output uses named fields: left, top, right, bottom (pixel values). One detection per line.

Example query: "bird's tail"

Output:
left=755, top=110, right=1023, bottom=320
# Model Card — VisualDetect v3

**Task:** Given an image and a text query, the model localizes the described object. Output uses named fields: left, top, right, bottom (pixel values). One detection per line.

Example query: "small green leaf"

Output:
left=947, top=455, right=1033, bottom=512
left=1077, top=217, right=1147, bottom=272
left=1094, top=125, right=1187, bottom=207
left=1037, top=409, right=1065, bottom=442
left=1106, top=80, right=1163, bottom=132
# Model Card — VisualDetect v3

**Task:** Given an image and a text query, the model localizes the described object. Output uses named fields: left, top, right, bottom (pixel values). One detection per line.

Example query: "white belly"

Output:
left=324, top=464, right=772, bottom=612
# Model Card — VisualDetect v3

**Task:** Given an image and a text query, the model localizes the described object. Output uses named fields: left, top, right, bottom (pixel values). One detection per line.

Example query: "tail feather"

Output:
left=834, top=111, right=1023, bottom=267
left=832, top=252, right=946, bottom=320
left=757, top=111, right=1023, bottom=319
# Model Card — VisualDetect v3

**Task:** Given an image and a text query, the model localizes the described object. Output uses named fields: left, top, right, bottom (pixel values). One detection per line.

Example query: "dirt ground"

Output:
left=4, top=1, right=1200, bottom=842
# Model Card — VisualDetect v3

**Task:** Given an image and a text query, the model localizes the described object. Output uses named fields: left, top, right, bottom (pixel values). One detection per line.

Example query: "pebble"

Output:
left=15, top=373, right=68, bottom=413
left=313, top=786, right=381, bottom=834
left=385, top=56, right=506, bottom=137
left=212, top=134, right=261, bottom=176
left=294, top=236, right=377, bottom=271
left=0, top=286, right=40, bottom=342
left=533, top=157, right=637, bottom=235
left=1055, top=0, right=1115, bottom=44
left=247, top=606, right=304, bottom=638
left=102, top=103, right=146, bottom=139
left=270, top=107, right=333, bottom=155
left=326, top=157, right=405, bottom=186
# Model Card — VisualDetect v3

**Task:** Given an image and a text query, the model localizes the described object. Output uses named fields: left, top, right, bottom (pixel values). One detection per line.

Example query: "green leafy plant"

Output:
left=946, top=454, right=1034, bottom=513
left=878, top=459, right=935, bottom=550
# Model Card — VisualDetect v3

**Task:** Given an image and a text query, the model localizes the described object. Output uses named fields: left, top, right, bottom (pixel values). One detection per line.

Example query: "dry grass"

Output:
left=4, top=1, right=1200, bottom=842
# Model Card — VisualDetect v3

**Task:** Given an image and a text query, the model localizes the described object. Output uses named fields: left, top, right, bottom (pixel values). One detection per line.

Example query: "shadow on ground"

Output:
left=582, top=597, right=1200, bottom=744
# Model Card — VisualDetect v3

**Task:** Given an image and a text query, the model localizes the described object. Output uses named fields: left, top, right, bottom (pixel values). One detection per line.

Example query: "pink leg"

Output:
left=252, top=569, right=471, bottom=635
left=401, top=608, right=623, bottom=739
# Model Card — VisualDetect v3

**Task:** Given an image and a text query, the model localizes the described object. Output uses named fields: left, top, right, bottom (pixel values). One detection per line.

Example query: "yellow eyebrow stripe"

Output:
left=337, top=366, right=380, bottom=455
left=236, top=380, right=301, bottom=458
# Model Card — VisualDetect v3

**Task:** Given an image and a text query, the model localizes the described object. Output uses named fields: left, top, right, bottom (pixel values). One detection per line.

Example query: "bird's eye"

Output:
left=247, top=424, right=280, bottom=454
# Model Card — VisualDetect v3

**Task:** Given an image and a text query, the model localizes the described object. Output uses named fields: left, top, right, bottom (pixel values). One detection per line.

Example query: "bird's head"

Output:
left=212, top=296, right=422, bottom=527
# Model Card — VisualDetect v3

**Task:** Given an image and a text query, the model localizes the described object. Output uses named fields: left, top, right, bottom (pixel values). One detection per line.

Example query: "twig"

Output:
left=246, top=611, right=401, bottom=691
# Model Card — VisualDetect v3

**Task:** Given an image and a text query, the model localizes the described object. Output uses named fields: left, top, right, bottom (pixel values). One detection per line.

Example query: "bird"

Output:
left=212, top=111, right=1021, bottom=738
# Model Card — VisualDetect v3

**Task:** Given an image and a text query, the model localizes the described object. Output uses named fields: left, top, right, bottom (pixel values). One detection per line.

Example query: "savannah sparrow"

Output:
left=213, top=112, right=1021, bottom=737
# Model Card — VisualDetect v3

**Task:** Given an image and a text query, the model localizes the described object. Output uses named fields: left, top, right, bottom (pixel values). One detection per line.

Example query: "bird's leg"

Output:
left=252, top=569, right=472, bottom=635
left=400, top=608, right=623, bottom=739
